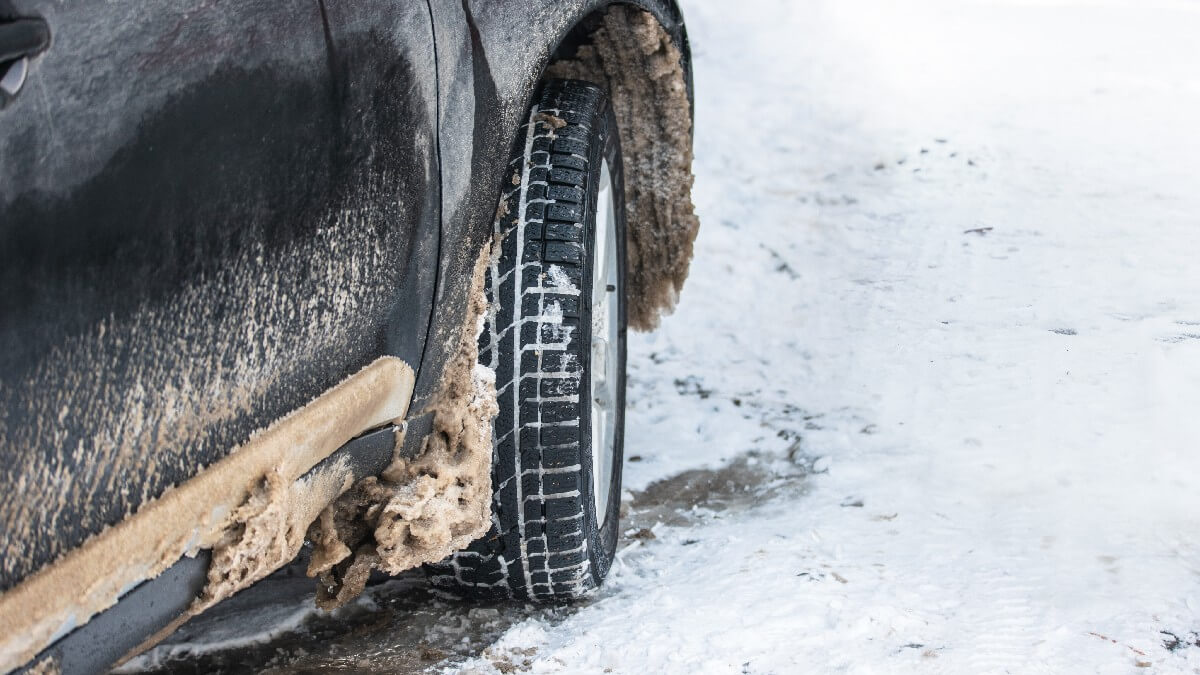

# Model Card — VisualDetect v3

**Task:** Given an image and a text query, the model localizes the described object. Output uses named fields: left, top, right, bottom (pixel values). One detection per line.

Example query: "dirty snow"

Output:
left=126, top=0, right=1200, bottom=672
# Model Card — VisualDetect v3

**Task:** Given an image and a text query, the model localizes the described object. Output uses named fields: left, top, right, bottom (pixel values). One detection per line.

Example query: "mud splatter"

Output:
left=199, top=459, right=360, bottom=611
left=305, top=243, right=499, bottom=609
left=0, top=358, right=413, bottom=674
left=24, top=654, right=59, bottom=675
left=546, top=6, right=700, bottom=331
left=122, top=452, right=806, bottom=674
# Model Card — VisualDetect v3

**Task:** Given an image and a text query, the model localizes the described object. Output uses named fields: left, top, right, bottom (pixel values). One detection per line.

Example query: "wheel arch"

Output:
left=539, top=0, right=699, bottom=332
left=412, top=0, right=698, bottom=417
left=548, top=0, right=695, bottom=125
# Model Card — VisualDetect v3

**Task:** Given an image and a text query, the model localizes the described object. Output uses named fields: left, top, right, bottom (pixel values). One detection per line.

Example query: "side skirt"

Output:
left=1, top=357, right=415, bottom=674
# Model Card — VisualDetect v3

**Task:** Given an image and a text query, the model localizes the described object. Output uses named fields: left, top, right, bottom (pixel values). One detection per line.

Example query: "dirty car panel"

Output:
left=0, top=0, right=438, bottom=593
left=0, top=0, right=694, bottom=671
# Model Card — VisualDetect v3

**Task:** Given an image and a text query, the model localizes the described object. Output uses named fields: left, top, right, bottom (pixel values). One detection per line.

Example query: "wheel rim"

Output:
left=590, top=159, right=619, bottom=524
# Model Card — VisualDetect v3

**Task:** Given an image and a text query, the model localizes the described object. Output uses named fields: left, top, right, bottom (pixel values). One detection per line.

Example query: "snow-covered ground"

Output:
left=127, top=0, right=1200, bottom=673
left=466, top=0, right=1200, bottom=672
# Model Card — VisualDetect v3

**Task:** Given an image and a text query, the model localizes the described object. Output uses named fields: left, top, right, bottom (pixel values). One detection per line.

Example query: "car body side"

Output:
left=0, top=0, right=441, bottom=594
left=0, top=0, right=691, bottom=670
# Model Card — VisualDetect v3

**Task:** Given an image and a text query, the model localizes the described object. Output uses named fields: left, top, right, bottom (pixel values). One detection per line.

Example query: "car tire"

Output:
left=429, top=79, right=627, bottom=600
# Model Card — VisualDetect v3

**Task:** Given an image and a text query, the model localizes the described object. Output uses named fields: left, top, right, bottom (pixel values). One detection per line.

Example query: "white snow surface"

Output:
left=459, top=0, right=1200, bottom=672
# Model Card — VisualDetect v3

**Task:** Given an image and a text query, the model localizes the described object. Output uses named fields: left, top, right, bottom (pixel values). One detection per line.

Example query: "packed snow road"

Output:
left=124, top=0, right=1200, bottom=672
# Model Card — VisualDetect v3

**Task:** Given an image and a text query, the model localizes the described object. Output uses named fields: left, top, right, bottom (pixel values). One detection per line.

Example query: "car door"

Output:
left=0, top=0, right=439, bottom=605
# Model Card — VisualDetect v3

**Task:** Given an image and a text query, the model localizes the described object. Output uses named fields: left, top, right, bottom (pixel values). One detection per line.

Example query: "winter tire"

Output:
left=430, top=79, right=627, bottom=600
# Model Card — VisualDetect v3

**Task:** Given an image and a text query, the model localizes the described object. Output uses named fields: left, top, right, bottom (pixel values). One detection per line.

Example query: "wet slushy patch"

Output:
left=121, top=452, right=808, bottom=674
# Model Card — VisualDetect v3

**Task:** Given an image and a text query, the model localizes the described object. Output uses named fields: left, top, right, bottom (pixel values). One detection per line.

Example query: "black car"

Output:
left=0, top=0, right=697, bottom=672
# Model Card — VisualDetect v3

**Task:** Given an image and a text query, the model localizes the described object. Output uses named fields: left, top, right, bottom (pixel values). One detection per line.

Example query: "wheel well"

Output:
left=551, top=1, right=693, bottom=119
left=541, top=2, right=699, bottom=332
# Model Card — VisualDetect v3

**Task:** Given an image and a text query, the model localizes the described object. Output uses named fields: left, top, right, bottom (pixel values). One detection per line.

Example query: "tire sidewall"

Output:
left=578, top=93, right=626, bottom=585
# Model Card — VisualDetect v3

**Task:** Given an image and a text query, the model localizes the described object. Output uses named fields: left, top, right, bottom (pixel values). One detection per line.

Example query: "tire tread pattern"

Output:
left=428, top=81, right=609, bottom=600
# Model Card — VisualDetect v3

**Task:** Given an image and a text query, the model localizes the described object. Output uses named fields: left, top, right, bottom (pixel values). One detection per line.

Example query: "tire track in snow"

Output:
left=953, top=508, right=1047, bottom=673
